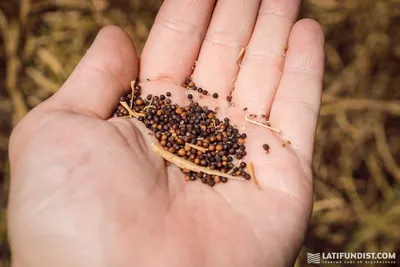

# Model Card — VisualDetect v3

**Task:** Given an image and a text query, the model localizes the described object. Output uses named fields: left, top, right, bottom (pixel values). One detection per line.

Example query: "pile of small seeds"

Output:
left=113, top=79, right=252, bottom=187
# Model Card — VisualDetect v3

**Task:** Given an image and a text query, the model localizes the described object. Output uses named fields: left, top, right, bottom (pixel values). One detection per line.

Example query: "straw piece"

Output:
left=186, top=143, right=207, bottom=153
left=236, top=47, right=247, bottom=64
left=248, top=162, right=260, bottom=189
left=244, top=114, right=283, bottom=134
left=120, top=101, right=145, bottom=118
left=152, top=143, right=246, bottom=181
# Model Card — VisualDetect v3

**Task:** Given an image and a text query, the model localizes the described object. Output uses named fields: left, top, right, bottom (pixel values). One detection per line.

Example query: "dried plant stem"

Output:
left=0, top=11, right=28, bottom=124
left=236, top=47, right=247, bottom=64
left=245, top=114, right=282, bottom=134
left=227, top=160, right=242, bottom=175
left=143, top=105, right=156, bottom=111
left=320, top=99, right=400, bottom=116
left=374, top=124, right=400, bottom=183
left=186, top=143, right=207, bottom=153
left=152, top=143, right=246, bottom=181
left=129, top=80, right=136, bottom=109
left=120, top=101, right=145, bottom=118
left=248, top=162, right=260, bottom=189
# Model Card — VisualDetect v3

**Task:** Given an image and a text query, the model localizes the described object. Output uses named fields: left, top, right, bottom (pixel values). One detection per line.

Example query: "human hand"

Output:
left=8, top=0, right=324, bottom=266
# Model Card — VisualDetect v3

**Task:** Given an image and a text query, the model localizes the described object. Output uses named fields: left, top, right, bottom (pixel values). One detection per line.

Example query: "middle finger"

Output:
left=191, top=0, right=261, bottom=96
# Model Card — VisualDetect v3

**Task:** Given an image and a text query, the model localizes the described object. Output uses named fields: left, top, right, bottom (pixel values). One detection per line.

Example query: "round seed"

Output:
left=178, top=149, right=186, bottom=157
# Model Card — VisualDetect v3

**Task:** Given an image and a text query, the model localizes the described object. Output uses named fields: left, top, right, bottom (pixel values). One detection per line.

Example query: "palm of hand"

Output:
left=8, top=1, right=324, bottom=267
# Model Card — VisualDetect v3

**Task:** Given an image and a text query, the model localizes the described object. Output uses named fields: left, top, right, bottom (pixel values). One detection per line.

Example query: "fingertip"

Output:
left=285, top=18, right=325, bottom=79
left=290, top=18, right=325, bottom=44
left=50, top=25, right=139, bottom=119
left=89, top=25, right=139, bottom=88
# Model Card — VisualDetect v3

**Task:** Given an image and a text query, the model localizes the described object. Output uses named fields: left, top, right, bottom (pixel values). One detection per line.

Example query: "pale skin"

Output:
left=8, top=0, right=324, bottom=266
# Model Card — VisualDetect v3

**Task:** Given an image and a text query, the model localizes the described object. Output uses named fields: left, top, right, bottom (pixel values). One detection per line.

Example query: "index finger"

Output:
left=141, top=0, right=216, bottom=84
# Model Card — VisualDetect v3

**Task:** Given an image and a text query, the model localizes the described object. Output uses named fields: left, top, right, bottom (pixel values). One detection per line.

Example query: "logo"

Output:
left=307, top=253, right=321, bottom=264
left=305, top=252, right=396, bottom=265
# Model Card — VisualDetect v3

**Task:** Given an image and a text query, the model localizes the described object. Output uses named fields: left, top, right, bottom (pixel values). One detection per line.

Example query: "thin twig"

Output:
left=143, top=105, right=156, bottom=111
left=152, top=143, right=246, bottom=181
left=120, top=101, right=145, bottom=118
left=248, top=162, right=260, bottom=189
left=129, top=80, right=136, bottom=109
left=245, top=114, right=283, bottom=134
left=236, top=47, right=247, bottom=64
left=227, top=160, right=242, bottom=175
left=186, top=143, right=207, bottom=153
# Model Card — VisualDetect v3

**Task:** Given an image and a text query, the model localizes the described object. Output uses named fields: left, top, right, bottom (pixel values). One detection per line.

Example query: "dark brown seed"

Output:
left=220, top=177, right=228, bottom=183
left=226, top=95, right=232, bottom=102
left=263, top=144, right=270, bottom=152
left=114, top=90, right=256, bottom=187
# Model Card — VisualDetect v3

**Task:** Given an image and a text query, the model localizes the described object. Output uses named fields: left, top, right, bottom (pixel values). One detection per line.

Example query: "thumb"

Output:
left=51, top=25, right=139, bottom=119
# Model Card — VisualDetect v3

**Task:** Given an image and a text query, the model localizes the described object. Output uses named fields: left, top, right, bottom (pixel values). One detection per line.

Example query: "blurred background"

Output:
left=0, top=0, right=399, bottom=266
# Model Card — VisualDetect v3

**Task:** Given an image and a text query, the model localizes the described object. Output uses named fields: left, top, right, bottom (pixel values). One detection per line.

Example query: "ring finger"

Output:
left=232, top=0, right=301, bottom=115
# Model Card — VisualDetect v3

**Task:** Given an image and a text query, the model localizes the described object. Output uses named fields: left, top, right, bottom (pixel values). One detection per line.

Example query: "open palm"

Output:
left=8, top=1, right=324, bottom=266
